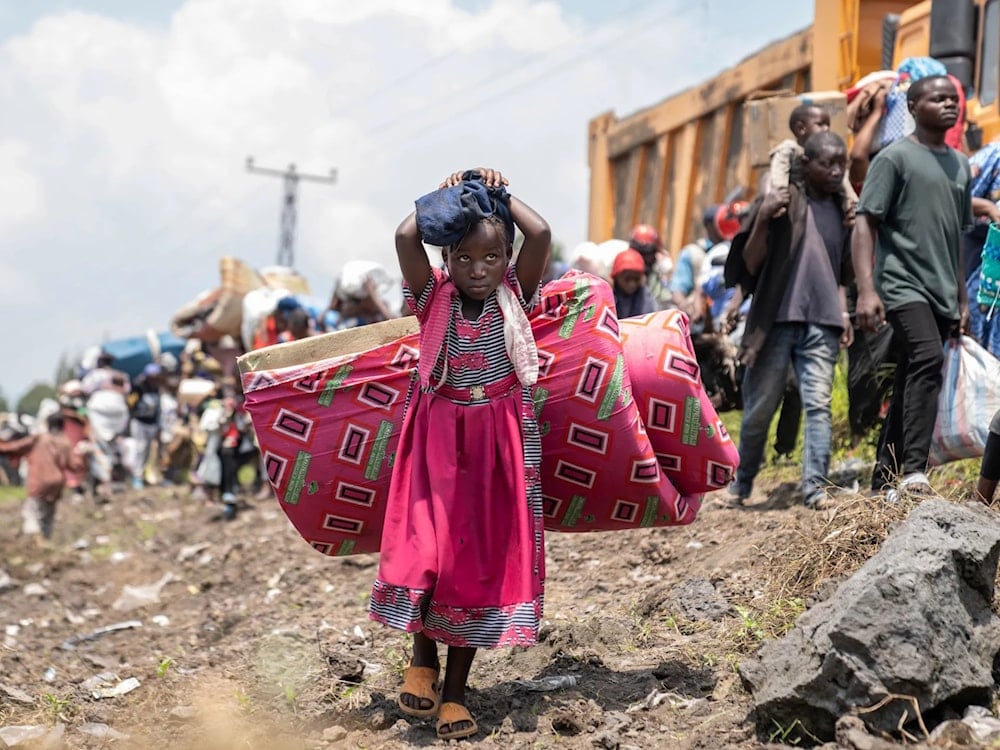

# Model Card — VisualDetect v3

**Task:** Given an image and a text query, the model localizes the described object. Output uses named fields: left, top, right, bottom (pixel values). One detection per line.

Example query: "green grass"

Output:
left=720, top=353, right=981, bottom=490
left=0, top=485, right=26, bottom=505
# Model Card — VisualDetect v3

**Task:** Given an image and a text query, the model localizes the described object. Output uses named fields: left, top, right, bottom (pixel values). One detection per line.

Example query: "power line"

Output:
left=246, top=157, right=337, bottom=267
left=359, top=0, right=664, bottom=139
left=356, top=3, right=695, bottom=151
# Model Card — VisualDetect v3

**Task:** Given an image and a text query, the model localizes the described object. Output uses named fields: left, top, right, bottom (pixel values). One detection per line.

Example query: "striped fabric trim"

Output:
left=370, top=579, right=543, bottom=648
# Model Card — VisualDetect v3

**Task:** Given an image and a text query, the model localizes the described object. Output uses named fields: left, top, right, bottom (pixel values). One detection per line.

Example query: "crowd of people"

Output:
left=0, top=250, right=423, bottom=547
left=566, top=65, right=1000, bottom=513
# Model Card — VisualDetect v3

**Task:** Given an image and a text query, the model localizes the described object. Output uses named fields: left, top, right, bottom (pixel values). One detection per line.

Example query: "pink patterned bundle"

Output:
left=239, top=273, right=738, bottom=556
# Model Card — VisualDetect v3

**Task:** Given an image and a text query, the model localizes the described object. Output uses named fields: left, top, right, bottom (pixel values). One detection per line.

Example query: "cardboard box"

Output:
left=745, top=90, right=849, bottom=168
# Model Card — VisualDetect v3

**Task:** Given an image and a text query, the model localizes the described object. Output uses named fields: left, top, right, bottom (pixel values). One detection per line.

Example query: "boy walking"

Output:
left=726, top=131, right=854, bottom=509
left=853, top=75, right=972, bottom=497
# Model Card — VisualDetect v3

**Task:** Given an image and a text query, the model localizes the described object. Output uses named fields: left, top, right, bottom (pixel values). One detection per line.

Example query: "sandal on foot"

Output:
left=436, top=702, right=478, bottom=740
left=397, top=665, right=440, bottom=718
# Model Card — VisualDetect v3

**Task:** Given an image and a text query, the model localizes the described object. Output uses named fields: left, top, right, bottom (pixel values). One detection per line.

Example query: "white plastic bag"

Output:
left=929, top=335, right=1000, bottom=466
left=335, top=260, right=403, bottom=317
left=240, top=286, right=290, bottom=350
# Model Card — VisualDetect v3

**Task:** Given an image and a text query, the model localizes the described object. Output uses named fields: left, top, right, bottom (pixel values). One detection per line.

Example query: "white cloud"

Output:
left=0, top=0, right=812, bottom=403
left=0, top=139, right=43, bottom=230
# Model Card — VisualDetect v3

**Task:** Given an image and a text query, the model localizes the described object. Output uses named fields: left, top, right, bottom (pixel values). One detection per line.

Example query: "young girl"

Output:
left=976, top=408, right=1000, bottom=505
left=369, top=168, right=550, bottom=740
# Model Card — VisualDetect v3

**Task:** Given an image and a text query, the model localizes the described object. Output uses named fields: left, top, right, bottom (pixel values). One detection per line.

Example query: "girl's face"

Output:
left=445, top=222, right=508, bottom=300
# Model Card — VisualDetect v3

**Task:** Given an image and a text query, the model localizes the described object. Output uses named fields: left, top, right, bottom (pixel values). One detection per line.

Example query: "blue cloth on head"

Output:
left=897, top=56, right=947, bottom=81
left=414, top=170, right=514, bottom=248
left=275, top=296, right=302, bottom=312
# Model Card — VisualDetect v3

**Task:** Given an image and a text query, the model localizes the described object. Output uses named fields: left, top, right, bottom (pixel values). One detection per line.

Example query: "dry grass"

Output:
left=756, top=491, right=922, bottom=603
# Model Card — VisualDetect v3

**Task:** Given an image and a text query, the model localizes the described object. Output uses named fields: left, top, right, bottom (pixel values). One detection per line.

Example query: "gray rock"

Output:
left=636, top=577, right=733, bottom=621
left=667, top=577, right=734, bottom=621
left=740, top=500, right=1000, bottom=742
left=0, top=684, right=35, bottom=706
left=168, top=705, right=196, bottom=721
left=322, top=725, right=348, bottom=742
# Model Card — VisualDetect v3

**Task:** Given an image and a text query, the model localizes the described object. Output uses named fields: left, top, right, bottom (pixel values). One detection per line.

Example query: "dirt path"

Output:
left=0, top=481, right=910, bottom=749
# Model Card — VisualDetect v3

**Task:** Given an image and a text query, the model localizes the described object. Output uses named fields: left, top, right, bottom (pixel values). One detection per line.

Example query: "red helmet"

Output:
left=714, top=201, right=749, bottom=241
left=629, top=224, right=660, bottom=248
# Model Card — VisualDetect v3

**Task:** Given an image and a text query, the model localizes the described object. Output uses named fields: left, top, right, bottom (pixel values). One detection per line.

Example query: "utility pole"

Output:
left=246, top=157, right=337, bottom=267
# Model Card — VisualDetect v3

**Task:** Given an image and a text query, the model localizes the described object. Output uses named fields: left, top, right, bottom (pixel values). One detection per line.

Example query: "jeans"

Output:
left=129, top=419, right=159, bottom=486
left=871, top=302, right=953, bottom=490
left=733, top=322, right=840, bottom=504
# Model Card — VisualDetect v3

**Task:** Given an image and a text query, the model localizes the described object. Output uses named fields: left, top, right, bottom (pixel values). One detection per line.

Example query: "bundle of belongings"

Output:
left=846, top=57, right=966, bottom=153
left=237, top=285, right=741, bottom=556
left=171, top=257, right=312, bottom=346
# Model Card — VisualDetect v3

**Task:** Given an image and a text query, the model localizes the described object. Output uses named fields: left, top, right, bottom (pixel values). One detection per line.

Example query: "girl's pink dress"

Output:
left=370, top=266, right=544, bottom=648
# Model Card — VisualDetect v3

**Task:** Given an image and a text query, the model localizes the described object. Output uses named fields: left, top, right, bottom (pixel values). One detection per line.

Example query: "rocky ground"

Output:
left=0, top=465, right=987, bottom=750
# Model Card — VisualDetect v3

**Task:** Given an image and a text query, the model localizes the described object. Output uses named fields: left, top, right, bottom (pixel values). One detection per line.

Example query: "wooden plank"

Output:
left=724, top=101, right=748, bottom=199
left=237, top=317, right=420, bottom=373
left=660, top=132, right=679, bottom=247
left=611, top=150, right=641, bottom=241
left=690, top=112, right=719, bottom=241
left=666, top=121, right=700, bottom=254
left=604, top=28, right=813, bottom=159
left=637, top=141, right=663, bottom=228
left=654, top=133, right=672, bottom=242
left=587, top=112, right=617, bottom=242
left=631, top=143, right=650, bottom=227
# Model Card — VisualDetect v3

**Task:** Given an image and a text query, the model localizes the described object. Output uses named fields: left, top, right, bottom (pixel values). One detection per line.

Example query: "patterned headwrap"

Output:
left=971, top=141, right=1000, bottom=202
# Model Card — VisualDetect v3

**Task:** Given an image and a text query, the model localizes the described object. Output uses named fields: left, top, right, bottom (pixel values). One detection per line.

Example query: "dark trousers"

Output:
left=872, top=301, right=953, bottom=490
left=774, top=375, right=802, bottom=456
left=220, top=446, right=258, bottom=498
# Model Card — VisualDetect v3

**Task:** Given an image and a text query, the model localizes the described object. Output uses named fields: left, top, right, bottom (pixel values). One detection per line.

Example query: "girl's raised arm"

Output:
left=511, top=196, right=551, bottom=301
left=395, top=211, right=432, bottom=302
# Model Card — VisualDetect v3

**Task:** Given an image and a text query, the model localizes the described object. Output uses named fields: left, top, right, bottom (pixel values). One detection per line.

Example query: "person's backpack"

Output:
left=133, top=391, right=161, bottom=424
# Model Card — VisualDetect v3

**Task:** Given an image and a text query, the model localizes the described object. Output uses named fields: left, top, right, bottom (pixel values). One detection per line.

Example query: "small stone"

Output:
left=550, top=710, right=584, bottom=735
left=322, top=725, right=348, bottom=742
left=0, top=684, right=35, bottom=706
left=169, top=705, right=196, bottom=721
left=0, top=570, right=16, bottom=593
left=368, top=710, right=391, bottom=730
left=78, top=723, right=129, bottom=740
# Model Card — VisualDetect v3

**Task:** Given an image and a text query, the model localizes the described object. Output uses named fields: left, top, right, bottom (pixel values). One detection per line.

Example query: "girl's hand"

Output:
left=440, top=168, right=509, bottom=189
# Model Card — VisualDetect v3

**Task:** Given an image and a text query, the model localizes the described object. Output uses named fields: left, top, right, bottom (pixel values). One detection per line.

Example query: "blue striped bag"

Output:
left=929, top=335, right=1000, bottom=466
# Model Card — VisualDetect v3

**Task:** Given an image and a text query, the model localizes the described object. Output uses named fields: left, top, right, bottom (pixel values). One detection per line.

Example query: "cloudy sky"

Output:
left=0, top=0, right=813, bottom=404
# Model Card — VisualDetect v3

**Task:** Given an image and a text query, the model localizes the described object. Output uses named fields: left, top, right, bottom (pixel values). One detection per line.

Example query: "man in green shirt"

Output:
left=853, top=75, right=972, bottom=498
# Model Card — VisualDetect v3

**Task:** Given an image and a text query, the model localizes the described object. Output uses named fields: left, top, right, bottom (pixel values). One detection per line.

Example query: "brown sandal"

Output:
left=397, top=665, right=440, bottom=718
left=436, top=702, right=478, bottom=740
